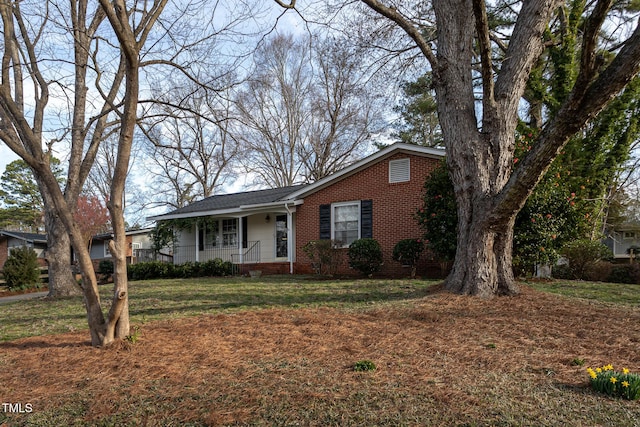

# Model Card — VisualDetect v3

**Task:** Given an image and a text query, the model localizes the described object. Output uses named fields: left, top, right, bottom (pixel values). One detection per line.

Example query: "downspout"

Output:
left=285, top=202, right=294, bottom=275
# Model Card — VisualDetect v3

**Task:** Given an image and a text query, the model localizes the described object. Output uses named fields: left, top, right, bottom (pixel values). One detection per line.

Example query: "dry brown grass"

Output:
left=1, top=284, right=639, bottom=426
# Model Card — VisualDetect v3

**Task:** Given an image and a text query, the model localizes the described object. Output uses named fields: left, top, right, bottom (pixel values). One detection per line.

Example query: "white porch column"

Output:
left=287, top=210, right=293, bottom=274
left=238, top=216, right=244, bottom=265
left=195, top=221, right=200, bottom=262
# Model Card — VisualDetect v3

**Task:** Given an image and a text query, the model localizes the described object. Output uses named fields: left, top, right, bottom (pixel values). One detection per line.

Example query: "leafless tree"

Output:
left=139, top=82, right=240, bottom=208
left=0, top=0, right=111, bottom=300
left=2, top=0, right=275, bottom=345
left=86, top=131, right=146, bottom=226
left=278, top=0, right=640, bottom=296
left=236, top=32, right=381, bottom=187
left=236, top=33, right=312, bottom=187
left=300, top=37, right=383, bottom=182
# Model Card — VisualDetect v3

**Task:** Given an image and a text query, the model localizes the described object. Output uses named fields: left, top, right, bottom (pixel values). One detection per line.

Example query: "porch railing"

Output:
left=132, top=249, right=173, bottom=264
left=172, top=241, right=260, bottom=265
left=231, top=241, right=261, bottom=265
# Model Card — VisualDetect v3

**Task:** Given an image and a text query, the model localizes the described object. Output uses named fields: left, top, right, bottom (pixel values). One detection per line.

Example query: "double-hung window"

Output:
left=222, top=219, right=238, bottom=247
left=333, top=201, right=360, bottom=246
left=319, top=200, right=372, bottom=247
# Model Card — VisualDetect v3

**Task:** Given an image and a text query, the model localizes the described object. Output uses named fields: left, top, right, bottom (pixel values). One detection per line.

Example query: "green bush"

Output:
left=3, top=246, right=41, bottom=290
left=348, top=238, right=383, bottom=277
left=552, top=264, right=573, bottom=280
left=97, top=260, right=114, bottom=275
left=199, top=258, right=233, bottom=277
left=127, top=259, right=233, bottom=281
left=128, top=261, right=174, bottom=280
left=302, top=239, right=343, bottom=276
left=392, top=238, right=424, bottom=278
left=607, top=264, right=640, bottom=284
left=560, top=239, right=613, bottom=280
left=415, top=161, right=458, bottom=262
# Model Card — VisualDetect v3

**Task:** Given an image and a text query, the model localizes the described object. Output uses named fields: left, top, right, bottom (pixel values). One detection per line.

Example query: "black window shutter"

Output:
left=198, top=228, right=204, bottom=252
left=361, top=200, right=373, bottom=239
left=242, top=216, right=248, bottom=249
left=319, top=204, right=331, bottom=240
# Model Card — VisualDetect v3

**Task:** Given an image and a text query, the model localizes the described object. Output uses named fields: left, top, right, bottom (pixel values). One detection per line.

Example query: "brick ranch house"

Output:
left=148, top=143, right=445, bottom=277
left=0, top=230, right=49, bottom=270
left=85, top=228, right=158, bottom=272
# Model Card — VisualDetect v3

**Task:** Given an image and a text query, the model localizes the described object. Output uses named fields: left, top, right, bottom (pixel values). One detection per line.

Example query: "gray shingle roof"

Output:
left=158, top=184, right=307, bottom=217
left=0, top=230, right=47, bottom=243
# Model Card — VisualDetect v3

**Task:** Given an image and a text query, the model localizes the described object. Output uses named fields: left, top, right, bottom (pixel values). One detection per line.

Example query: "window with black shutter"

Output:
left=319, top=204, right=331, bottom=240
left=319, top=200, right=374, bottom=247
left=360, top=200, right=373, bottom=238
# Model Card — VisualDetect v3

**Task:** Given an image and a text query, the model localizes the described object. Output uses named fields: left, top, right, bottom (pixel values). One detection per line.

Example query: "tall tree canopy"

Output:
left=236, top=33, right=382, bottom=187
left=393, top=74, right=442, bottom=147
left=0, top=159, right=64, bottom=231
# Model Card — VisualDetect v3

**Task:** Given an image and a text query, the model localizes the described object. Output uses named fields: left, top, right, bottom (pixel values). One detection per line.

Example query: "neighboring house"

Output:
left=89, top=228, right=158, bottom=268
left=0, top=230, right=48, bottom=269
left=604, top=222, right=640, bottom=260
left=149, top=143, right=445, bottom=277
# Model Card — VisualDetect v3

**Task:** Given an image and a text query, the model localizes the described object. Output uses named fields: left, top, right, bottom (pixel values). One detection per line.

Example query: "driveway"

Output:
left=0, top=291, right=48, bottom=305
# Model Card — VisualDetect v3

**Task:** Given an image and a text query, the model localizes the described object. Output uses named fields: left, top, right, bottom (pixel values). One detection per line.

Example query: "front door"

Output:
left=275, top=214, right=288, bottom=258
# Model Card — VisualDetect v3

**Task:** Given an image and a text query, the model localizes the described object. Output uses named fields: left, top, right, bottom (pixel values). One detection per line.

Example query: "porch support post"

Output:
left=238, top=216, right=244, bottom=266
left=195, top=221, right=200, bottom=262
left=287, top=209, right=293, bottom=274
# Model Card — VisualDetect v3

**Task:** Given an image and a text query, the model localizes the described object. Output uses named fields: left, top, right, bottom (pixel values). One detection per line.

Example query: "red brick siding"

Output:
left=294, top=153, right=441, bottom=277
left=239, top=262, right=291, bottom=276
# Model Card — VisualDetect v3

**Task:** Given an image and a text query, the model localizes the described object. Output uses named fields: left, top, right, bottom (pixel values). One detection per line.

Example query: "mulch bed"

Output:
left=1, top=285, right=639, bottom=425
left=0, top=286, right=48, bottom=298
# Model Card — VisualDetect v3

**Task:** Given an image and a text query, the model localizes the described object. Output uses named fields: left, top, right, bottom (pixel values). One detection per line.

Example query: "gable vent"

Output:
left=389, top=158, right=410, bottom=183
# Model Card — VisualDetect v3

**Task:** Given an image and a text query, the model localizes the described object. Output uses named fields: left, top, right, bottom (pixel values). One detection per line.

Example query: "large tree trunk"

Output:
left=445, top=212, right=518, bottom=297
left=355, top=0, right=640, bottom=296
left=42, top=191, right=82, bottom=297
left=44, top=212, right=82, bottom=297
left=35, top=168, right=107, bottom=345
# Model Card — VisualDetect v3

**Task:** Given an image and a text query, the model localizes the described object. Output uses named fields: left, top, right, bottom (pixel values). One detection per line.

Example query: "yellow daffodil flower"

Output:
left=622, top=381, right=630, bottom=388
left=610, top=377, right=617, bottom=384
left=622, top=368, right=629, bottom=375
left=596, top=368, right=602, bottom=373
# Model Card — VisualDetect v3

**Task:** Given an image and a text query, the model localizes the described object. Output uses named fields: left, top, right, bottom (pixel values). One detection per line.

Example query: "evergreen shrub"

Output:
left=3, top=246, right=41, bottom=290
left=348, top=238, right=383, bottom=277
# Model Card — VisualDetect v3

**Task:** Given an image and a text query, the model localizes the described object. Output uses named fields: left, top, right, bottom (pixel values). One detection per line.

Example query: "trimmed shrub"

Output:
left=560, top=239, right=613, bottom=280
left=348, top=238, right=383, bottom=277
left=552, top=264, right=573, bottom=280
left=3, top=246, right=41, bottom=290
left=127, top=259, right=232, bottom=281
left=128, top=261, right=174, bottom=280
left=302, top=239, right=343, bottom=276
left=199, top=258, right=233, bottom=277
left=392, top=238, right=425, bottom=278
left=585, top=261, right=613, bottom=282
left=98, top=260, right=114, bottom=275
left=607, top=264, right=640, bottom=284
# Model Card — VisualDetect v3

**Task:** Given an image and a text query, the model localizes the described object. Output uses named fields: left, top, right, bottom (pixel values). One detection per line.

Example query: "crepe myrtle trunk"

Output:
left=32, top=166, right=107, bottom=345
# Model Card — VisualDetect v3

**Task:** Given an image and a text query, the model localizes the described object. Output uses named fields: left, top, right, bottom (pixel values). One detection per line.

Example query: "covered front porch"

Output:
left=171, top=208, right=297, bottom=274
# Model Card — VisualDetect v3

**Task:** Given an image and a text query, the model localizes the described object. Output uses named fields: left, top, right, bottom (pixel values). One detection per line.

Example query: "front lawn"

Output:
left=1, top=277, right=639, bottom=426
